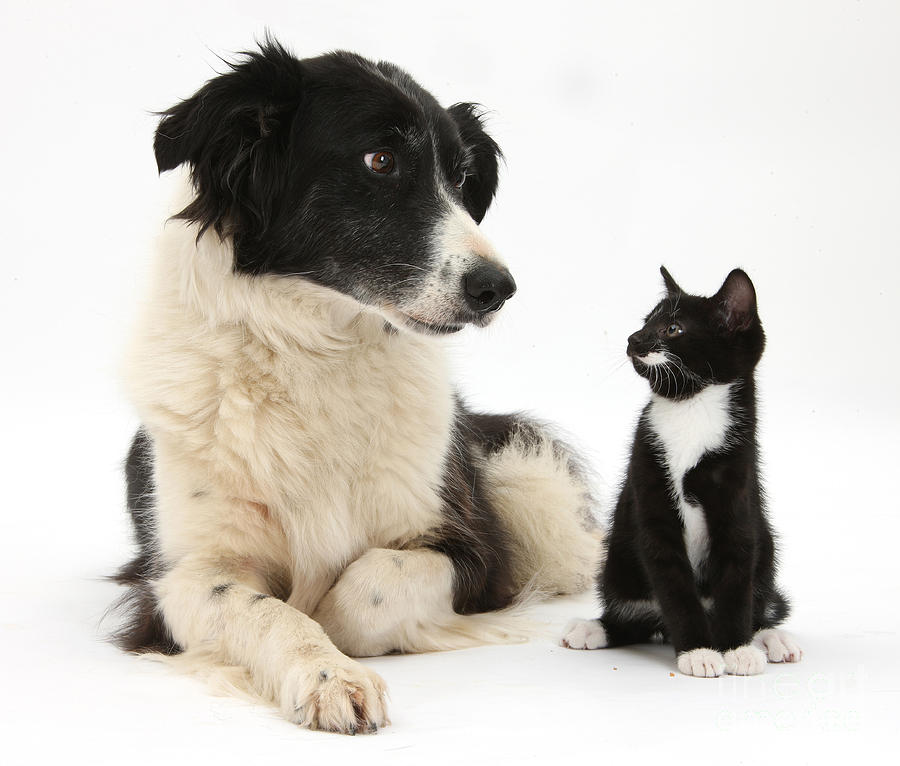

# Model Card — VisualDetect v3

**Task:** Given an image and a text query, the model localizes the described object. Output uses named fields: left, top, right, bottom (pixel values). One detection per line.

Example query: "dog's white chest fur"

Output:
left=647, top=384, right=734, bottom=570
left=125, top=218, right=455, bottom=611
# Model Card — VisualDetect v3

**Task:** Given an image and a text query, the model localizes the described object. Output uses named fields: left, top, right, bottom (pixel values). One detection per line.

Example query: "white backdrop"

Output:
left=1, top=1, right=898, bottom=763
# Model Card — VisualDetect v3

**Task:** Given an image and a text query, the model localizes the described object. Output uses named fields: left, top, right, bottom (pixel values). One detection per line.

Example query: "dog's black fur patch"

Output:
left=428, top=413, right=518, bottom=614
left=111, top=429, right=180, bottom=654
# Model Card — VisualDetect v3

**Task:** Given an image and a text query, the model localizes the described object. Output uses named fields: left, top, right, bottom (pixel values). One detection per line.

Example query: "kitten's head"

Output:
left=627, top=266, right=765, bottom=399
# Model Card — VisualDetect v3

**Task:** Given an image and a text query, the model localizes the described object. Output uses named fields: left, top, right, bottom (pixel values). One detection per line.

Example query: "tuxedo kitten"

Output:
left=563, top=267, right=801, bottom=676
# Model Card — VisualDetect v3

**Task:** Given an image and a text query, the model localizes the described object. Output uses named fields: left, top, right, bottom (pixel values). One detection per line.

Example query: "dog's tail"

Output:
left=368, top=583, right=550, bottom=655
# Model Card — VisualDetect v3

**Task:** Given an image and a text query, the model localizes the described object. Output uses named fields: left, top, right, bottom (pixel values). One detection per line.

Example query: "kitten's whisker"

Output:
left=664, top=356, right=678, bottom=397
left=675, top=362, right=687, bottom=394
left=666, top=350, right=705, bottom=393
left=663, top=361, right=674, bottom=397
left=599, top=357, right=630, bottom=382
left=605, top=358, right=629, bottom=377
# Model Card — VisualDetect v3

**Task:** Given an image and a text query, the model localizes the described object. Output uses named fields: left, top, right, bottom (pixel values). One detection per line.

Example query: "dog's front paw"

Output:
left=676, top=648, right=726, bottom=677
left=561, top=618, right=608, bottom=649
left=723, top=644, right=767, bottom=675
left=281, top=654, right=389, bottom=734
left=752, top=628, right=803, bottom=663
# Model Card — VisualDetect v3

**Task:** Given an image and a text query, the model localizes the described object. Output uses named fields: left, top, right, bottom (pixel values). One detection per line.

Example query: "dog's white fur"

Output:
left=122, top=176, right=600, bottom=730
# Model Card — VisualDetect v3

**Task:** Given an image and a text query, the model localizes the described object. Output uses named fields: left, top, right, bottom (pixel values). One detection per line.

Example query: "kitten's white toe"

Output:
left=752, top=628, right=803, bottom=663
left=676, top=648, right=725, bottom=677
left=561, top=618, right=608, bottom=650
left=723, top=644, right=767, bottom=675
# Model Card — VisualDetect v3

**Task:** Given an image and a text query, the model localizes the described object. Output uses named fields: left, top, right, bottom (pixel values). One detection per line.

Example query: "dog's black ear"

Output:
left=154, top=38, right=303, bottom=256
left=448, top=103, right=502, bottom=224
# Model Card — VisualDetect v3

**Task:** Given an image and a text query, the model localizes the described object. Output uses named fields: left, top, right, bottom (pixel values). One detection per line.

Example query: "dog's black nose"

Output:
left=463, top=264, right=517, bottom=314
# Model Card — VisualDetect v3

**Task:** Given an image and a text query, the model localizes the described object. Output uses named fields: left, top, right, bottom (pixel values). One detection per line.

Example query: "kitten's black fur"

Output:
left=598, top=266, right=788, bottom=657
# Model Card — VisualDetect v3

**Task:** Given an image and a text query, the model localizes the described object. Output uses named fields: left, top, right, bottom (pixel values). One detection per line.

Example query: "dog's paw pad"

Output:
left=561, top=618, right=607, bottom=650
left=676, top=648, right=726, bottom=677
left=724, top=644, right=767, bottom=675
left=752, top=628, right=803, bottom=663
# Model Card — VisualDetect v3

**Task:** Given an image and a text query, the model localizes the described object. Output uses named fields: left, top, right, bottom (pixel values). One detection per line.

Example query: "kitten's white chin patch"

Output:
left=561, top=618, right=608, bottom=650
left=638, top=351, right=667, bottom=367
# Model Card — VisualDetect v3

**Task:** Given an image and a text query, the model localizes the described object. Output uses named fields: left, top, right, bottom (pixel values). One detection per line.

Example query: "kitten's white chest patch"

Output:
left=647, top=384, right=735, bottom=570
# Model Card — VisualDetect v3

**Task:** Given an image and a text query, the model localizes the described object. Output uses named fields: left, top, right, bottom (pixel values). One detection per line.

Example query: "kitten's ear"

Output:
left=714, top=269, right=758, bottom=332
left=660, top=266, right=683, bottom=297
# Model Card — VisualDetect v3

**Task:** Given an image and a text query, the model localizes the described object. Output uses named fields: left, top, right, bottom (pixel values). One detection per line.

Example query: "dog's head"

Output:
left=154, top=39, right=514, bottom=334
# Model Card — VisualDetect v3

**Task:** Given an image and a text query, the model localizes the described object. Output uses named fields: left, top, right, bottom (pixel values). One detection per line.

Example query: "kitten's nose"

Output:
left=627, top=331, right=651, bottom=357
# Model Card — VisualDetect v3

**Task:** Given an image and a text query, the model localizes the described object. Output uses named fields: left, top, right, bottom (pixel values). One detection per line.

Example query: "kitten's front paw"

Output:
left=280, top=654, right=389, bottom=734
left=676, top=648, right=726, bottom=677
left=561, top=618, right=608, bottom=650
left=723, top=644, right=767, bottom=675
left=752, top=628, right=803, bottom=663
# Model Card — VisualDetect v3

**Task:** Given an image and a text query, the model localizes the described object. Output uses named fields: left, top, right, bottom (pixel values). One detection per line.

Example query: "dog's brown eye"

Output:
left=364, top=151, right=395, bottom=174
left=453, top=170, right=467, bottom=189
left=665, top=323, right=684, bottom=338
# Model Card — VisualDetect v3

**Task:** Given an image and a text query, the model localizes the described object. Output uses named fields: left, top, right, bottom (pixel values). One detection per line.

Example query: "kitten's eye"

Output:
left=665, top=323, right=684, bottom=338
left=364, top=151, right=395, bottom=174
left=453, top=170, right=467, bottom=189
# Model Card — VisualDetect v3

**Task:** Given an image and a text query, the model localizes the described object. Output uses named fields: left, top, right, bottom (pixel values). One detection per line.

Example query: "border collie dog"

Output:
left=113, top=40, right=600, bottom=734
